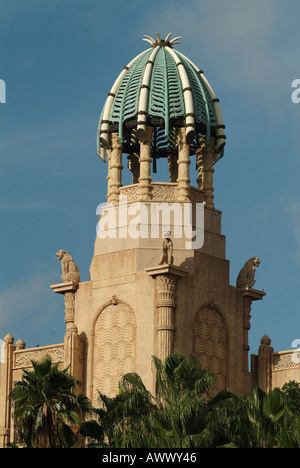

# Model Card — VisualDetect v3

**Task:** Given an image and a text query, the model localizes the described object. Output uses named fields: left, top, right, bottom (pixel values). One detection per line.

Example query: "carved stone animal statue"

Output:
left=56, top=250, right=80, bottom=284
left=236, top=257, right=261, bottom=289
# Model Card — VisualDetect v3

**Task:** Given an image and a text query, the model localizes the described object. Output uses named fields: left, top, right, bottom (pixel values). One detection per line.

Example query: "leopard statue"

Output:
left=236, top=256, right=261, bottom=289
left=56, top=250, right=80, bottom=284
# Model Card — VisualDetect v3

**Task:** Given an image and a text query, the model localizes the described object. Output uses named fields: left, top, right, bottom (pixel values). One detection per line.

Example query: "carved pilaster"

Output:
left=258, top=335, right=274, bottom=393
left=176, top=128, right=191, bottom=202
left=155, top=274, right=177, bottom=361
left=50, top=282, right=84, bottom=388
left=0, top=334, right=15, bottom=448
left=64, top=323, right=84, bottom=390
left=241, top=287, right=266, bottom=372
left=138, top=126, right=153, bottom=201
left=146, top=264, right=188, bottom=362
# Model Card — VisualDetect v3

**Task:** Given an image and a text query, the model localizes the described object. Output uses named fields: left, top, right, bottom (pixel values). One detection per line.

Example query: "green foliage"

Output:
left=10, top=352, right=299, bottom=448
left=80, top=353, right=300, bottom=449
left=281, top=380, right=300, bottom=414
left=80, top=352, right=234, bottom=448
left=9, top=355, right=91, bottom=448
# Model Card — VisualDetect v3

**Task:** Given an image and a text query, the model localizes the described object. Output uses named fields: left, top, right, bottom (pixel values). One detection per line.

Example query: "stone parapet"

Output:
left=119, top=182, right=205, bottom=204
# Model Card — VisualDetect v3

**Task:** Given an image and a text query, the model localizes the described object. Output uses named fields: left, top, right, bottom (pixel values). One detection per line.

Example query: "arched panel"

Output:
left=193, top=304, right=227, bottom=392
left=91, top=297, right=136, bottom=403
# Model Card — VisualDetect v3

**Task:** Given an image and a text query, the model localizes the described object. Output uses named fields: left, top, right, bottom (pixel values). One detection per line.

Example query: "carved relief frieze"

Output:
left=119, top=183, right=204, bottom=204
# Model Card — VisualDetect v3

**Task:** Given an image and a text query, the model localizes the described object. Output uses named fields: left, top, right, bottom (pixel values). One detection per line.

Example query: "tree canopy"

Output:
left=9, top=352, right=300, bottom=448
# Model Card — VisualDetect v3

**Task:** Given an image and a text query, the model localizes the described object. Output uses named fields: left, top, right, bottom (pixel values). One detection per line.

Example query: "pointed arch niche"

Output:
left=91, top=296, right=136, bottom=403
left=192, top=303, right=228, bottom=392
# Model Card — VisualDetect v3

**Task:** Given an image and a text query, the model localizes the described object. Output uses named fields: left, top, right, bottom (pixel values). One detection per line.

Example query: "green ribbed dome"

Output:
left=97, top=33, right=225, bottom=162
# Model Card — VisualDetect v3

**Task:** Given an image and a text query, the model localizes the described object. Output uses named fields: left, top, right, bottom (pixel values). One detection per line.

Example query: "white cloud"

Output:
left=140, top=0, right=297, bottom=114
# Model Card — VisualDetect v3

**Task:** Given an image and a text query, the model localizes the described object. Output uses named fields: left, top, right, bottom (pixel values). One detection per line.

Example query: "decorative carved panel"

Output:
left=273, top=351, right=300, bottom=370
left=92, top=298, right=136, bottom=402
left=193, top=304, right=227, bottom=392
left=119, top=182, right=204, bottom=204
left=14, top=345, right=64, bottom=369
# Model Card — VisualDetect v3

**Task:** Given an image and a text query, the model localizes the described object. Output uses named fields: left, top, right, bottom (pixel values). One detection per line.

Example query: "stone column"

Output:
left=155, top=274, right=178, bottom=361
left=127, top=153, right=140, bottom=184
left=202, top=138, right=216, bottom=209
left=168, top=154, right=178, bottom=183
left=138, top=126, right=153, bottom=201
left=107, top=133, right=123, bottom=205
left=195, top=137, right=206, bottom=189
left=176, top=128, right=191, bottom=202
left=146, top=264, right=188, bottom=362
left=0, top=334, right=15, bottom=448
left=258, top=335, right=274, bottom=392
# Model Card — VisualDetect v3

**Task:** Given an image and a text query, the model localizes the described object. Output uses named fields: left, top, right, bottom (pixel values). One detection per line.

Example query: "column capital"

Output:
left=176, top=126, right=187, bottom=145
left=109, top=132, right=123, bottom=150
left=145, top=264, right=188, bottom=279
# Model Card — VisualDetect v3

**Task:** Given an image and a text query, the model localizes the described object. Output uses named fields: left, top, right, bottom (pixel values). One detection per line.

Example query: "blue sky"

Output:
left=0, top=0, right=300, bottom=358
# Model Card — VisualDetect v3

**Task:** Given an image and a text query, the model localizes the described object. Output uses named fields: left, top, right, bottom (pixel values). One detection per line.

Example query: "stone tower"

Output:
left=4, top=34, right=300, bottom=449
left=59, top=32, right=265, bottom=403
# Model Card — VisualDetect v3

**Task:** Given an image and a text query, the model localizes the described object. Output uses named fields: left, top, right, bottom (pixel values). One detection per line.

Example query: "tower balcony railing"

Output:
left=119, top=182, right=205, bottom=204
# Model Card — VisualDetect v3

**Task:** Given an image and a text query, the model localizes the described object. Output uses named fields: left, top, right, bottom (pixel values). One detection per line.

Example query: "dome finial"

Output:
left=142, top=32, right=181, bottom=48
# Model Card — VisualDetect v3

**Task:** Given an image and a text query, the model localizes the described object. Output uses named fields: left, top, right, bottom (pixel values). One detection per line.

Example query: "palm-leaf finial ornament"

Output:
left=143, top=32, right=181, bottom=48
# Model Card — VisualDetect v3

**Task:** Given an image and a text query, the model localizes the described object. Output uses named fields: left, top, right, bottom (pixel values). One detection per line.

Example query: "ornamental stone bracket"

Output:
left=146, top=264, right=188, bottom=361
left=240, top=286, right=266, bottom=301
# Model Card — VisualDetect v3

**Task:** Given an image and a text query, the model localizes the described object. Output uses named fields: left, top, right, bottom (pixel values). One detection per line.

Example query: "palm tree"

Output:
left=80, top=352, right=233, bottom=448
left=80, top=354, right=300, bottom=448
left=9, top=355, right=91, bottom=448
left=217, top=384, right=300, bottom=448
